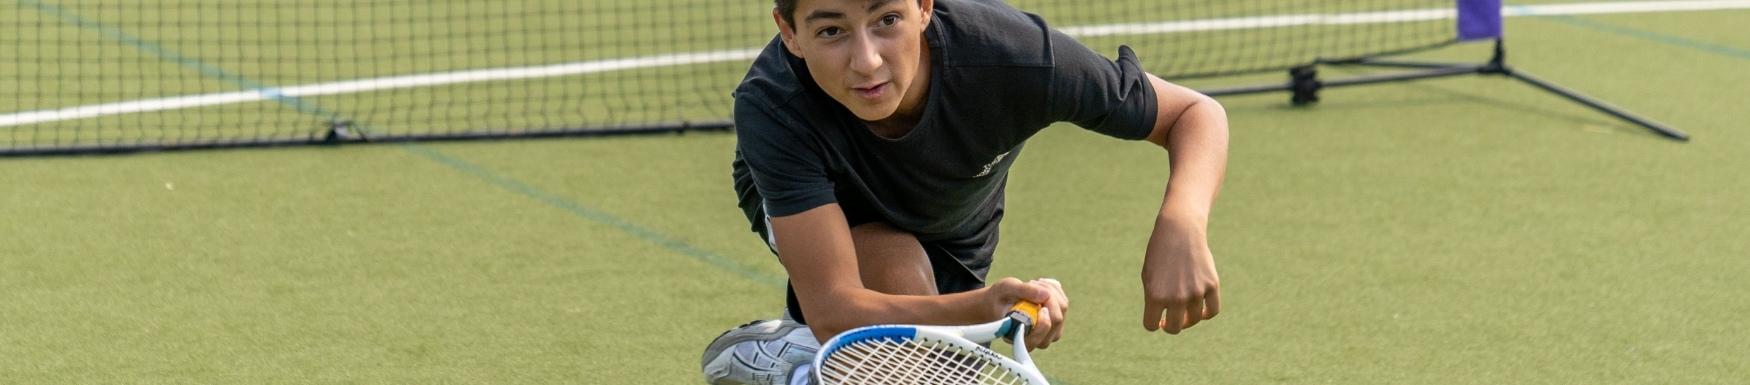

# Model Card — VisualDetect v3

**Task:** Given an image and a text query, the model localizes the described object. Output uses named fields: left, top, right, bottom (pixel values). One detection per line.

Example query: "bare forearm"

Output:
left=771, top=204, right=1011, bottom=341
left=800, top=287, right=997, bottom=341
left=1141, top=74, right=1228, bottom=223
left=1161, top=97, right=1228, bottom=223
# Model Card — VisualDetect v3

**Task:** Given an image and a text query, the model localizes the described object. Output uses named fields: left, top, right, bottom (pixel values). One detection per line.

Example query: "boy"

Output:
left=704, top=0, right=1227, bottom=383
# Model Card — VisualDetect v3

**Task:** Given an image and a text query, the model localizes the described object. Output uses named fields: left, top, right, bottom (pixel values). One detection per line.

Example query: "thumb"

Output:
left=993, top=277, right=1048, bottom=304
left=1009, top=282, right=1052, bottom=308
left=1021, top=282, right=1051, bottom=304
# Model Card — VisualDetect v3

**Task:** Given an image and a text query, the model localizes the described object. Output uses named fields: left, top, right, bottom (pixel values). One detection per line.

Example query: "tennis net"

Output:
left=2, top=0, right=1464, bottom=155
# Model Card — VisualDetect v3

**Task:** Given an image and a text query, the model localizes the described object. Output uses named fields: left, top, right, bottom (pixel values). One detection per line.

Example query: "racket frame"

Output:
left=813, top=312, right=1048, bottom=384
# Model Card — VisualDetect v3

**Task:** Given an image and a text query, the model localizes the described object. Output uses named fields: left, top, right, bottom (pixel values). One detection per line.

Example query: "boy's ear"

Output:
left=774, top=9, right=803, bottom=58
left=918, top=0, right=934, bottom=27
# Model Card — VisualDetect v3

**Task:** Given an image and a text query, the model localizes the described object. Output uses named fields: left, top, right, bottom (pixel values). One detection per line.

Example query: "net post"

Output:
left=1481, top=38, right=1507, bottom=75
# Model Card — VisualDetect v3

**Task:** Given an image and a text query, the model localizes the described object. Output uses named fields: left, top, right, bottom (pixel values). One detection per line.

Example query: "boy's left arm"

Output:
left=1138, top=73, right=1229, bottom=335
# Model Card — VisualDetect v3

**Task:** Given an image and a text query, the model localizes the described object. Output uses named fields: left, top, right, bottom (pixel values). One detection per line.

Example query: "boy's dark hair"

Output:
left=776, top=0, right=924, bottom=27
left=775, top=0, right=798, bottom=27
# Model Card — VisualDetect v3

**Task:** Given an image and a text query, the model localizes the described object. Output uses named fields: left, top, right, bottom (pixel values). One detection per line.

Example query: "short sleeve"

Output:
left=1044, top=30, right=1159, bottom=140
left=733, top=96, right=838, bottom=218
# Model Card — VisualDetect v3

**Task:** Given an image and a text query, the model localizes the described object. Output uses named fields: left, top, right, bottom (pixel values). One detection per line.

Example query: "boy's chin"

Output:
left=848, top=107, right=898, bottom=122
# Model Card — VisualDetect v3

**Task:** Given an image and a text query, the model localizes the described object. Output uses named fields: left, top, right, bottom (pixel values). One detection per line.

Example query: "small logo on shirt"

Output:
left=974, top=151, right=1011, bottom=178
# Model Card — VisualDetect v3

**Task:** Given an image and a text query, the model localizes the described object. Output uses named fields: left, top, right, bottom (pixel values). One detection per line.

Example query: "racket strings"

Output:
left=819, top=338, right=1026, bottom=385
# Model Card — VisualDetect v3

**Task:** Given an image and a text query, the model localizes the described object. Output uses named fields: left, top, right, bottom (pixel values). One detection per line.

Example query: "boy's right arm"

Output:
left=771, top=203, right=1060, bottom=344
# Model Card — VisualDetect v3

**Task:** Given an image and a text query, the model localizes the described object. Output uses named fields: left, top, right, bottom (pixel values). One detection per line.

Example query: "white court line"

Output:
left=0, top=49, right=762, bottom=127
left=5, top=0, right=1748, bottom=128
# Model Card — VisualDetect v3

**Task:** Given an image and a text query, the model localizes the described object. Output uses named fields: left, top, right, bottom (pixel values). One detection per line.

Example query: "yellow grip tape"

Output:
left=1008, top=300, right=1042, bottom=327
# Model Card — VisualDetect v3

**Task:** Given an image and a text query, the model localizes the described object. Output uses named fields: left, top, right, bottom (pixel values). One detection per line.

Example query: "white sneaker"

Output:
left=701, top=319, right=818, bottom=385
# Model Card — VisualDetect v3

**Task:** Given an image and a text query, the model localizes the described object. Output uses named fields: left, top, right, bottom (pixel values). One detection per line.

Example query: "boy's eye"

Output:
left=816, top=27, right=843, bottom=38
left=880, top=14, right=900, bottom=26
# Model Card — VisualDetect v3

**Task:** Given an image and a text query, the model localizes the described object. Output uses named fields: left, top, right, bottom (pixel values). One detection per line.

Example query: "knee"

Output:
left=849, top=222, right=937, bottom=296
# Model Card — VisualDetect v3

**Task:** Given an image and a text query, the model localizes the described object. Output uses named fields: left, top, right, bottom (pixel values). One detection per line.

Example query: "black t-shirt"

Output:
left=730, top=0, right=1159, bottom=278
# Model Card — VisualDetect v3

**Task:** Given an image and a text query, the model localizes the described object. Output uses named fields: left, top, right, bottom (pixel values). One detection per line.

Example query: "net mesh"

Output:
left=2, top=0, right=1457, bottom=154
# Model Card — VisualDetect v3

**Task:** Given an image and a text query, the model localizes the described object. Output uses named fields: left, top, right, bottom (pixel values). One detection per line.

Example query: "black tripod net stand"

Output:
left=1197, top=38, right=1690, bottom=142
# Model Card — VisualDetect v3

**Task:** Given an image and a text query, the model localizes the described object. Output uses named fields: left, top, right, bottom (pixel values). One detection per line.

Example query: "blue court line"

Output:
left=398, top=144, right=786, bottom=287
left=20, top=0, right=784, bottom=288
left=1513, top=7, right=1750, bottom=60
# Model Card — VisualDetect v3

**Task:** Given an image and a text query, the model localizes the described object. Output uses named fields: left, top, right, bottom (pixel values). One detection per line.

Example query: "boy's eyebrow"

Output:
left=865, top=0, right=900, bottom=12
left=803, top=10, right=845, bottom=24
left=803, top=0, right=902, bottom=24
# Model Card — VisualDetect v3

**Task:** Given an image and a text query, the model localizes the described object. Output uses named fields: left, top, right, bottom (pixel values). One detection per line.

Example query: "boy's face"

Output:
left=777, top=0, right=934, bottom=122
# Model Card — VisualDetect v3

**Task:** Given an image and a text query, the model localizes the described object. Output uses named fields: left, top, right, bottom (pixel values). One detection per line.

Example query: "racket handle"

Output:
left=1007, top=300, right=1042, bottom=327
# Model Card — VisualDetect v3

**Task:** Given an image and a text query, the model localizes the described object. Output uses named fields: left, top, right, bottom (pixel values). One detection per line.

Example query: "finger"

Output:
left=1039, top=278, right=1069, bottom=313
left=1031, top=278, right=1068, bottom=334
left=1030, top=306, right=1053, bottom=349
left=1162, top=305, right=1186, bottom=334
left=1035, top=278, right=1063, bottom=295
left=1204, top=288, right=1221, bottom=319
left=1142, top=299, right=1165, bottom=332
left=1043, top=306, right=1057, bottom=349
left=1048, top=301, right=1066, bottom=345
left=1181, top=297, right=1205, bottom=330
left=1050, top=306, right=1064, bottom=346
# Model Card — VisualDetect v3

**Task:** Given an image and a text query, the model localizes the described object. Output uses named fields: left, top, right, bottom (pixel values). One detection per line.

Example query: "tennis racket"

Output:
left=813, top=301, right=1049, bottom=385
